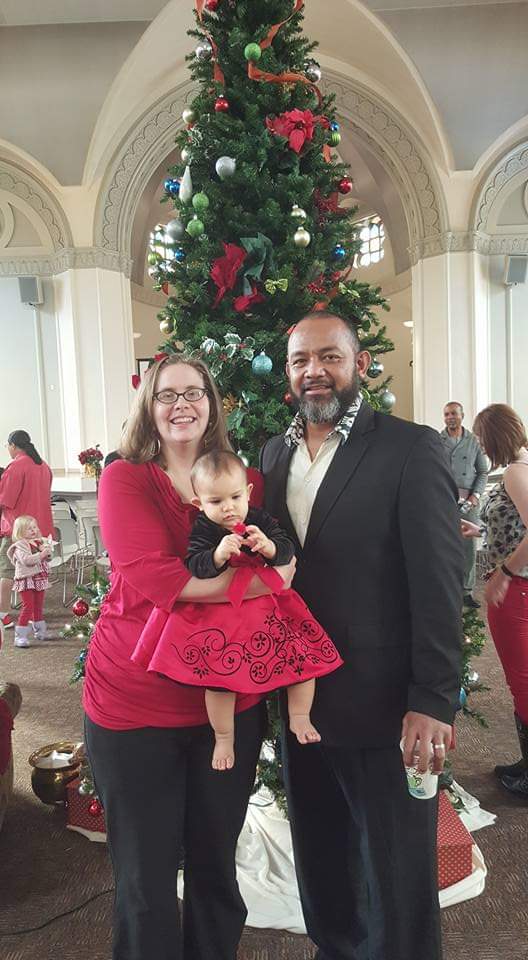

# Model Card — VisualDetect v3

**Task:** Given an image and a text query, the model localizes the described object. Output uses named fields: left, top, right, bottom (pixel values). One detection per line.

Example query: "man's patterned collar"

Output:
left=284, top=396, right=363, bottom=448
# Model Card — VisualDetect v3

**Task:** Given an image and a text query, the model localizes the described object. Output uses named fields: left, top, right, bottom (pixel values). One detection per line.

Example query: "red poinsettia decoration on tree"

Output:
left=233, top=283, right=266, bottom=313
left=210, top=243, right=247, bottom=307
left=266, top=109, right=329, bottom=154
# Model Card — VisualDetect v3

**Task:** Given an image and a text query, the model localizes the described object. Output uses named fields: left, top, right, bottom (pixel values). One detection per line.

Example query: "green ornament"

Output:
left=192, top=192, right=210, bottom=214
left=330, top=131, right=341, bottom=146
left=186, top=216, right=205, bottom=238
left=147, top=252, right=160, bottom=265
left=244, top=42, right=262, bottom=62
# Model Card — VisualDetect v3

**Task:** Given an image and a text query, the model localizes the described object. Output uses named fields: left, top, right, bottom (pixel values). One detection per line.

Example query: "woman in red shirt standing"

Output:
left=83, top=355, right=295, bottom=960
left=0, top=430, right=53, bottom=640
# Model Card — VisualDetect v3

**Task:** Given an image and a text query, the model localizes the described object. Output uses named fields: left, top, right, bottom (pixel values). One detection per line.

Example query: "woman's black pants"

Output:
left=84, top=701, right=266, bottom=960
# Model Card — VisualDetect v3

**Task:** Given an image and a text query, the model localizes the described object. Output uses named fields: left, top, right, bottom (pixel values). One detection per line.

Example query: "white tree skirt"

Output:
left=177, top=784, right=493, bottom=933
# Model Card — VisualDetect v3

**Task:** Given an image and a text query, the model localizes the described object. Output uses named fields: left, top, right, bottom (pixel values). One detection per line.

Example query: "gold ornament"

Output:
left=294, top=226, right=311, bottom=248
left=223, top=394, right=238, bottom=414
left=160, top=318, right=174, bottom=335
left=291, top=203, right=307, bottom=222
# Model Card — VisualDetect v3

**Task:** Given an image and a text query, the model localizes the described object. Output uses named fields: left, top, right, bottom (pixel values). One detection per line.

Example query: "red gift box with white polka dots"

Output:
left=437, top=789, right=473, bottom=889
left=65, top=776, right=107, bottom=841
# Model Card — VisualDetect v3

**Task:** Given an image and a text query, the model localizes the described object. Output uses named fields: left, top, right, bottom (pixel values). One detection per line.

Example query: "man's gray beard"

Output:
left=297, top=376, right=361, bottom=425
left=299, top=393, right=342, bottom=424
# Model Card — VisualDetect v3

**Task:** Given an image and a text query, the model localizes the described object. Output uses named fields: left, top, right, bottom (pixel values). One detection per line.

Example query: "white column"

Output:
left=412, top=251, right=490, bottom=428
left=54, top=268, right=134, bottom=469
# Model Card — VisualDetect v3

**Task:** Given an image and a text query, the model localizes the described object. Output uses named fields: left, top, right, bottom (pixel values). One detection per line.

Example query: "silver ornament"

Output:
left=181, top=147, right=191, bottom=164
left=165, top=218, right=185, bottom=243
left=237, top=449, right=250, bottom=467
left=467, top=670, right=480, bottom=688
left=291, top=203, right=307, bottom=221
left=294, top=226, right=311, bottom=248
left=215, top=156, right=237, bottom=180
left=380, top=390, right=396, bottom=411
left=179, top=165, right=193, bottom=203
left=305, top=60, right=322, bottom=83
left=195, top=39, right=213, bottom=61
left=182, top=107, right=196, bottom=125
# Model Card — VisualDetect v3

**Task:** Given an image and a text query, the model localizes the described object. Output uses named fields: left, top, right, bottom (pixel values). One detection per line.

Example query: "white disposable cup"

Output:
left=400, top=738, right=439, bottom=800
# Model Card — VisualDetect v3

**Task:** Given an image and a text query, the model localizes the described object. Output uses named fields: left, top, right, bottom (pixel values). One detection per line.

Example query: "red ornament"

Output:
left=338, top=177, right=353, bottom=195
left=284, top=392, right=293, bottom=405
left=88, top=798, right=103, bottom=817
left=214, top=96, right=230, bottom=113
left=72, top=598, right=89, bottom=618
left=206, top=0, right=219, bottom=9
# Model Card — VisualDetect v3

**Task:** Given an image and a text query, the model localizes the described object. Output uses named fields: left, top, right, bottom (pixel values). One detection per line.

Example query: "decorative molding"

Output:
left=472, top=142, right=528, bottom=233
left=0, top=160, right=73, bottom=250
left=95, top=73, right=449, bottom=269
left=95, top=83, right=194, bottom=259
left=409, top=229, right=528, bottom=261
left=324, top=72, right=448, bottom=265
left=0, top=246, right=133, bottom=277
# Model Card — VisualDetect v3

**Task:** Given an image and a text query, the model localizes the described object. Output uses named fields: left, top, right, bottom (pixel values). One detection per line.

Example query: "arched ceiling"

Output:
left=1, top=0, right=527, bottom=187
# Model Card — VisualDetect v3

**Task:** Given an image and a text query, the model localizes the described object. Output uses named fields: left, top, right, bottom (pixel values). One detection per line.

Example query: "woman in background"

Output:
left=463, top=404, right=528, bottom=798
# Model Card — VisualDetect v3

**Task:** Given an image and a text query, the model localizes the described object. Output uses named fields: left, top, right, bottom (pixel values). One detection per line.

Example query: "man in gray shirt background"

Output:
left=440, top=401, right=489, bottom=608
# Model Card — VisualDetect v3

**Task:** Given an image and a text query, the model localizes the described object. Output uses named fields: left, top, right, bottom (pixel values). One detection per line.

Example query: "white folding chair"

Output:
left=53, top=519, right=83, bottom=605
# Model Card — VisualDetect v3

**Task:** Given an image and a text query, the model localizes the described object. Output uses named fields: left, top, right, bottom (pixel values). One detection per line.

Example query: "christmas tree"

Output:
left=148, top=0, right=394, bottom=463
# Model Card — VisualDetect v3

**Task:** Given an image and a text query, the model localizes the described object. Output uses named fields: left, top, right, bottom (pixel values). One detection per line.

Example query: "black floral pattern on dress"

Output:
left=481, top=483, right=528, bottom=576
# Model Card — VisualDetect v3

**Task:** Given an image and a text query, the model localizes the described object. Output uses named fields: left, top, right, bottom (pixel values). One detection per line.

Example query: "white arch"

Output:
left=94, top=70, right=448, bottom=273
left=470, top=139, right=528, bottom=254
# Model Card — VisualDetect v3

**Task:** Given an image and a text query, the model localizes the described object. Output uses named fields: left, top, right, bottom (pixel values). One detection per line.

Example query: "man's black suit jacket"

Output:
left=260, top=402, right=464, bottom=748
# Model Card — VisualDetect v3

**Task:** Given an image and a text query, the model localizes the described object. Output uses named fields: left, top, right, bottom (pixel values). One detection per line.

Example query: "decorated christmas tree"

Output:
left=147, top=0, right=394, bottom=463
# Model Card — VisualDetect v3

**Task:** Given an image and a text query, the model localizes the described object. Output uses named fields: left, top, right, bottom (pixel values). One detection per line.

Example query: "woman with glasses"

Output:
left=83, top=355, right=296, bottom=960
left=0, top=430, right=53, bottom=642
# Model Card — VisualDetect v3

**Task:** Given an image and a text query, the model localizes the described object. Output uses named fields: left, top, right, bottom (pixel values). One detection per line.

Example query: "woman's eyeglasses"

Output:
left=153, top=388, right=208, bottom=405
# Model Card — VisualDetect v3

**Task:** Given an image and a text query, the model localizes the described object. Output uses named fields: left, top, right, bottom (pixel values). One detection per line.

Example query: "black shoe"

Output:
left=500, top=770, right=528, bottom=798
left=463, top=595, right=480, bottom=608
left=494, top=758, right=526, bottom=779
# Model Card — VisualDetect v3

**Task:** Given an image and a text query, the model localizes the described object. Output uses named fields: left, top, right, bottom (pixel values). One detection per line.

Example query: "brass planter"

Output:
left=28, top=741, right=82, bottom=805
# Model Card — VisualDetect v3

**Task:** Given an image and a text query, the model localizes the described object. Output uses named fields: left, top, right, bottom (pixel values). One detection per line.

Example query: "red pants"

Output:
left=18, top=590, right=45, bottom=627
left=487, top=576, right=528, bottom=725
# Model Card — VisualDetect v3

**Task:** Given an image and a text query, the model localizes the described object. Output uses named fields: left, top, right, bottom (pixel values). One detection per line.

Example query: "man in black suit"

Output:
left=260, top=312, right=463, bottom=960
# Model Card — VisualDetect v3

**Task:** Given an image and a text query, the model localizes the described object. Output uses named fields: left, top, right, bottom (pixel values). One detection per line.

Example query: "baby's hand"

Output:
left=244, top=525, right=277, bottom=561
left=213, top=533, right=243, bottom=568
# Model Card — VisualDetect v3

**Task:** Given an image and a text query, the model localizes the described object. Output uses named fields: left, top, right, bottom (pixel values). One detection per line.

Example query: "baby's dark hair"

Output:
left=190, top=449, right=247, bottom=495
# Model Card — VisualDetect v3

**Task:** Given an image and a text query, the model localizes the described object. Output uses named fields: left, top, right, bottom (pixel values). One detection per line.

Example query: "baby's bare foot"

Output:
left=212, top=732, right=235, bottom=771
left=289, top=714, right=321, bottom=745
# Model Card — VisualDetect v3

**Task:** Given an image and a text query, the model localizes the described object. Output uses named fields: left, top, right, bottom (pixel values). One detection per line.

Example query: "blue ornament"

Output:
left=252, top=351, right=273, bottom=376
left=332, top=243, right=346, bottom=260
left=174, top=249, right=186, bottom=262
left=78, top=649, right=87, bottom=663
left=164, top=178, right=180, bottom=198
left=459, top=687, right=468, bottom=709
left=330, top=121, right=340, bottom=132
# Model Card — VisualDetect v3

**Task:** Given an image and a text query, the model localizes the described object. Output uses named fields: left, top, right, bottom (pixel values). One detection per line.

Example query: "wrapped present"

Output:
left=437, top=789, right=473, bottom=890
left=65, top=777, right=106, bottom=842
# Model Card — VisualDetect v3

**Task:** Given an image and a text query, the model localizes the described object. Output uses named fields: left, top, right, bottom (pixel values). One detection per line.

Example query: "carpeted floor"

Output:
left=0, top=578, right=527, bottom=960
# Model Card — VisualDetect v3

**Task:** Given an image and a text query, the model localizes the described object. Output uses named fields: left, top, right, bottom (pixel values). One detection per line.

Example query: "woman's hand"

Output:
left=485, top=569, right=510, bottom=607
left=275, top=556, right=297, bottom=590
left=460, top=519, right=482, bottom=539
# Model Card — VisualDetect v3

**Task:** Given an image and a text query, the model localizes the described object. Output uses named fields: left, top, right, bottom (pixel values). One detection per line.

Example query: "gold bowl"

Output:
left=28, top=741, right=82, bottom=805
